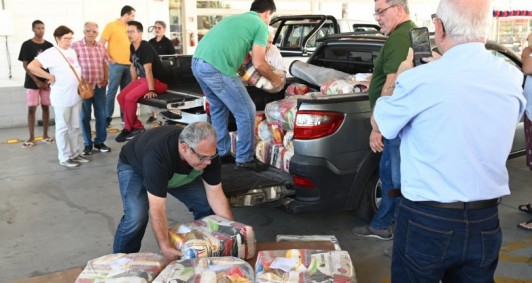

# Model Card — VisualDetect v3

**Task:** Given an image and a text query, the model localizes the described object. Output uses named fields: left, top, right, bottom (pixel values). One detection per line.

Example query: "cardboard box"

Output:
left=9, top=267, right=83, bottom=283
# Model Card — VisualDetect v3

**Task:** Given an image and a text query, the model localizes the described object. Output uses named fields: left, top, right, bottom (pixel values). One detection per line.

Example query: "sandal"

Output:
left=22, top=141, right=36, bottom=148
left=517, top=219, right=532, bottom=231
left=518, top=203, right=532, bottom=215
left=42, top=137, right=55, bottom=144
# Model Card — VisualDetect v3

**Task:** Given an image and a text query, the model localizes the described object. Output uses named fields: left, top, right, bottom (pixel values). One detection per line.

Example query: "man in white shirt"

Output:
left=371, top=0, right=525, bottom=281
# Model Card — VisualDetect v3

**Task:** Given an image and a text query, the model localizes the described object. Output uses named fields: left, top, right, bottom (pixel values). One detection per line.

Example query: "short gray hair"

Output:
left=84, top=21, right=98, bottom=29
left=437, top=0, right=491, bottom=44
left=179, top=122, right=217, bottom=148
left=379, top=0, right=410, bottom=15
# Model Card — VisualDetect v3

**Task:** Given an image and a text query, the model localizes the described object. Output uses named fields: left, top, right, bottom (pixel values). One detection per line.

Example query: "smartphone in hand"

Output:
left=409, top=27, right=432, bottom=66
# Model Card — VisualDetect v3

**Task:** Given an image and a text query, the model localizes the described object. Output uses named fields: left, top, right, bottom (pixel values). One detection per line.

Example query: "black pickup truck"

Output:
left=139, top=33, right=525, bottom=220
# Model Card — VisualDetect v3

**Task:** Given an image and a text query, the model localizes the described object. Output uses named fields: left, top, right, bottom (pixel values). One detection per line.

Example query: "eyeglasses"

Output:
left=373, top=5, right=396, bottom=17
left=84, top=30, right=98, bottom=34
left=431, top=13, right=446, bottom=33
left=188, top=145, right=218, bottom=161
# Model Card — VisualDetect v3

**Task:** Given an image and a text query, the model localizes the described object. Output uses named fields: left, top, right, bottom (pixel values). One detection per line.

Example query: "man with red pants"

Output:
left=115, top=21, right=168, bottom=142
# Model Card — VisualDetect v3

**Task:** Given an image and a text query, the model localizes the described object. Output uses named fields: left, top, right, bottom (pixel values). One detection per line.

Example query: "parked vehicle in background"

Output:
left=139, top=21, right=525, bottom=221
left=270, top=15, right=380, bottom=70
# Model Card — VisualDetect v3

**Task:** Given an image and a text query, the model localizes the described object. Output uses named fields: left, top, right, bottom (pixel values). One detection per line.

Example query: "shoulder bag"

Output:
left=56, top=47, right=94, bottom=99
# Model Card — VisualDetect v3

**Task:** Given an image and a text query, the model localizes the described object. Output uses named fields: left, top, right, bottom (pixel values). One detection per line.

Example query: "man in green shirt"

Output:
left=353, top=0, right=416, bottom=240
left=192, top=0, right=283, bottom=172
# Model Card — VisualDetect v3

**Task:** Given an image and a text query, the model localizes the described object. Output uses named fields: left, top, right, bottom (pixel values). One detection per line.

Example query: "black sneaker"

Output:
left=115, top=129, right=130, bottom=143
left=106, top=117, right=112, bottom=128
left=221, top=154, right=236, bottom=164
left=146, top=116, right=157, bottom=124
left=352, top=225, right=393, bottom=240
left=94, top=143, right=111, bottom=153
left=236, top=158, right=269, bottom=172
left=125, top=128, right=145, bottom=140
left=82, top=145, right=93, bottom=155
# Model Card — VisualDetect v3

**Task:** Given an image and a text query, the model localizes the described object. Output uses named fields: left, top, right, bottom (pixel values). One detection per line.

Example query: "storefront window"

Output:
left=169, top=0, right=183, bottom=54
left=495, top=17, right=531, bottom=54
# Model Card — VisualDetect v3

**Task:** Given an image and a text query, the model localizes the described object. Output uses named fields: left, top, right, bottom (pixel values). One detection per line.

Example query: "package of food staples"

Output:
left=255, top=140, right=272, bottom=165
left=168, top=225, right=217, bottom=260
left=239, top=60, right=286, bottom=93
left=285, top=83, right=310, bottom=96
left=264, top=97, right=298, bottom=130
left=153, top=256, right=254, bottom=283
left=179, top=215, right=256, bottom=260
left=75, top=253, right=165, bottom=283
left=255, top=249, right=356, bottom=283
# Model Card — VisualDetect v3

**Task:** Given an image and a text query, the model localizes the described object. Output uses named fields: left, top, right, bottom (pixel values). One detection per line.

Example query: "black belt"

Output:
left=415, top=198, right=501, bottom=210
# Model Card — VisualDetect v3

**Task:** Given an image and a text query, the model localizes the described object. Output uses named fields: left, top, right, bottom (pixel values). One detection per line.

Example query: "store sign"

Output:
left=493, top=10, right=532, bottom=17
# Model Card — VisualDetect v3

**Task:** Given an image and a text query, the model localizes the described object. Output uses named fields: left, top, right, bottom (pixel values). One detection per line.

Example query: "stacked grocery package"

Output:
left=289, top=60, right=372, bottom=93
left=253, top=75, right=372, bottom=171
left=75, top=253, right=165, bottom=283
left=255, top=95, right=297, bottom=172
left=320, top=73, right=372, bottom=94
left=153, top=256, right=254, bottom=282
left=167, top=215, right=256, bottom=260
left=75, top=214, right=358, bottom=282
left=255, top=249, right=356, bottom=282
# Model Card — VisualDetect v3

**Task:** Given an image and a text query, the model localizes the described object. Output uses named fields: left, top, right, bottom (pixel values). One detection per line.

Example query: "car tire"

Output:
left=357, top=170, right=381, bottom=222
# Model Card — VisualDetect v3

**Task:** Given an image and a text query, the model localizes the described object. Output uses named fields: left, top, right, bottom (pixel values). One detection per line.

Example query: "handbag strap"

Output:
left=55, top=47, right=82, bottom=83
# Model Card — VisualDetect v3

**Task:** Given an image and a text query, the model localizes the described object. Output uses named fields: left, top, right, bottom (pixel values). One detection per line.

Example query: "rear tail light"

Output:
left=294, top=111, right=344, bottom=139
left=204, top=95, right=210, bottom=116
left=292, top=175, right=316, bottom=189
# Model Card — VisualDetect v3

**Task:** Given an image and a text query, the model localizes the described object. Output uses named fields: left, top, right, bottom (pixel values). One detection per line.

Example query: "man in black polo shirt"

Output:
left=113, top=122, right=234, bottom=263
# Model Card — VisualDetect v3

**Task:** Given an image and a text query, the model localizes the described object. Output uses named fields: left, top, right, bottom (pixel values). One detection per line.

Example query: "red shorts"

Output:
left=26, top=88, right=51, bottom=107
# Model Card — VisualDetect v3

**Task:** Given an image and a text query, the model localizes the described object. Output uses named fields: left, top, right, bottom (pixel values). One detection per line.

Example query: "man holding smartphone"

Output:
left=352, top=0, right=416, bottom=240
left=371, top=0, right=524, bottom=280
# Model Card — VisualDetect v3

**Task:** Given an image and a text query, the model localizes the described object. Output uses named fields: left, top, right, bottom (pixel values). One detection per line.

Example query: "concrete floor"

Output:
left=1, top=120, right=531, bottom=283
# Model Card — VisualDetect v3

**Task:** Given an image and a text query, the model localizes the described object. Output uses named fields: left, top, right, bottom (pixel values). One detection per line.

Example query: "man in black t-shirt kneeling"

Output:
left=113, top=122, right=235, bottom=263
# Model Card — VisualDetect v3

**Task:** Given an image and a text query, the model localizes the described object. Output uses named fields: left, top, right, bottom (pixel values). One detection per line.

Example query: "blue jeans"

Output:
left=106, top=63, right=131, bottom=119
left=191, top=58, right=256, bottom=163
left=371, top=136, right=401, bottom=230
left=392, top=198, right=501, bottom=283
left=81, top=86, right=107, bottom=147
left=113, top=160, right=214, bottom=253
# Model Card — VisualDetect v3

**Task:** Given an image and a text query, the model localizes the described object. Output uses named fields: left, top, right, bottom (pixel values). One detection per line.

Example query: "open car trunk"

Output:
left=222, top=164, right=294, bottom=207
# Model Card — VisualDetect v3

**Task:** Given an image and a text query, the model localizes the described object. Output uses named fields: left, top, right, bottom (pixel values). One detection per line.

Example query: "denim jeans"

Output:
left=392, top=198, right=501, bottom=283
left=81, top=86, right=107, bottom=147
left=113, top=160, right=214, bottom=253
left=191, top=58, right=256, bottom=163
left=371, top=136, right=401, bottom=230
left=106, top=63, right=131, bottom=119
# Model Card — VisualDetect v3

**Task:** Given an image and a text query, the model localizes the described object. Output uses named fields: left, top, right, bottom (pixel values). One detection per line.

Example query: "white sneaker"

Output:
left=72, top=155, right=90, bottom=163
left=59, top=159, right=80, bottom=168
